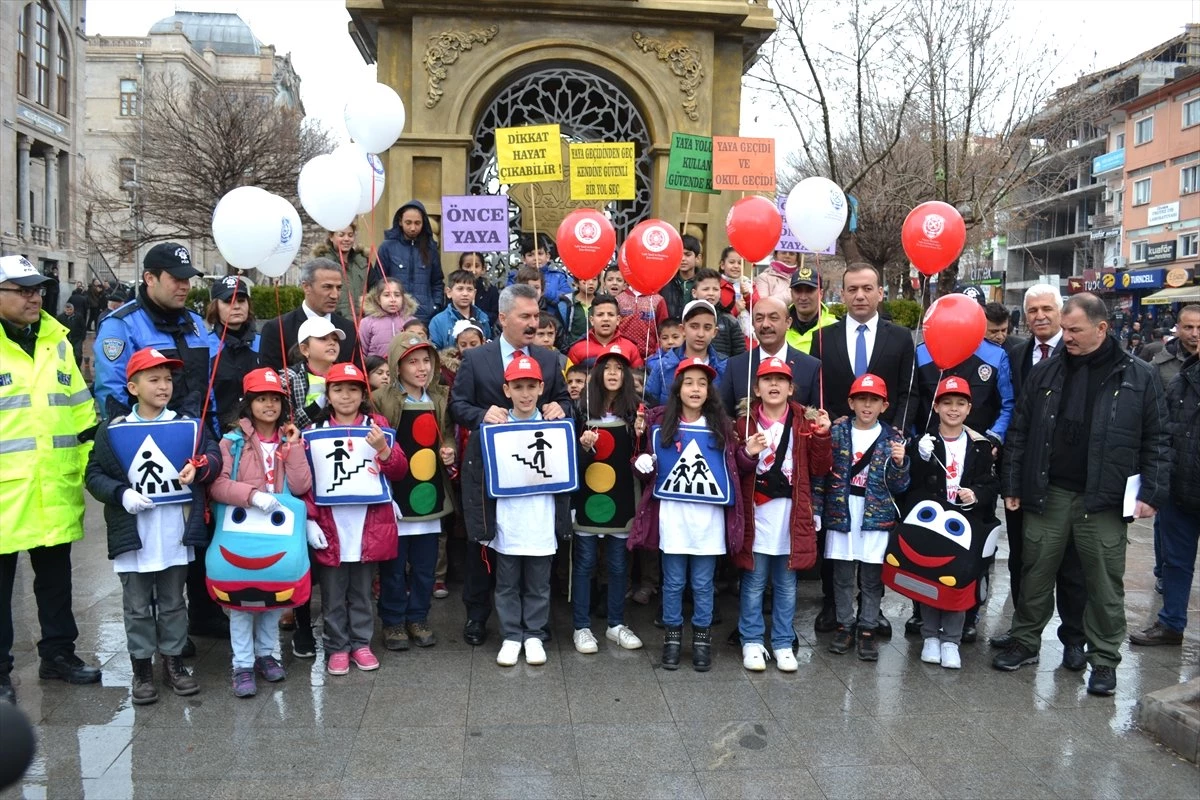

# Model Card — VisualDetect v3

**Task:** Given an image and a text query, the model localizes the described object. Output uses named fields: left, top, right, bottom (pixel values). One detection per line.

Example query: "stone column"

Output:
left=45, top=146, right=59, bottom=240
left=17, top=136, right=32, bottom=240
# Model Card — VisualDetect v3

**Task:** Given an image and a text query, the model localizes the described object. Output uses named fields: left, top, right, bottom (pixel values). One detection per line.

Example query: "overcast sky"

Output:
left=85, top=0, right=1199, bottom=156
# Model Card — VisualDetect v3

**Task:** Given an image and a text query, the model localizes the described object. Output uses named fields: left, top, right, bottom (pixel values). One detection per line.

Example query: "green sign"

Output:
left=665, top=133, right=719, bottom=195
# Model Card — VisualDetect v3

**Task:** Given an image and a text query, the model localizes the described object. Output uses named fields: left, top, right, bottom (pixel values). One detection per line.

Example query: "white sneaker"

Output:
left=573, top=628, right=599, bottom=654
left=921, top=637, right=942, bottom=664
left=742, top=643, right=769, bottom=672
left=605, top=625, right=643, bottom=650
left=940, top=642, right=961, bottom=669
left=496, top=639, right=522, bottom=667
left=524, top=637, right=547, bottom=665
left=773, top=647, right=799, bottom=672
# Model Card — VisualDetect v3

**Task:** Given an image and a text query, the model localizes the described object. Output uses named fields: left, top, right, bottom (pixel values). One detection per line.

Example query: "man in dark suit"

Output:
left=257, top=258, right=360, bottom=371
left=449, top=283, right=573, bottom=646
left=720, top=296, right=820, bottom=415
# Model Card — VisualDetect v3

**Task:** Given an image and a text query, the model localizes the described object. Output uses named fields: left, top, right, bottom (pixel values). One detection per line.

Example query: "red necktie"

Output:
left=1038, top=343, right=1050, bottom=362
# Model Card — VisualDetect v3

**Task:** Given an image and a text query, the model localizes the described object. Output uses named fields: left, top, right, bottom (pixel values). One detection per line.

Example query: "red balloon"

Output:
left=725, top=195, right=783, bottom=263
left=902, top=201, right=967, bottom=277
left=922, top=294, right=986, bottom=370
left=556, top=209, right=615, bottom=281
left=621, top=219, right=682, bottom=295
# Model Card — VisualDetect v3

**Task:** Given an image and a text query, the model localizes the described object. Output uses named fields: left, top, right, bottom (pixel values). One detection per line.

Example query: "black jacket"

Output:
left=1166, top=354, right=1200, bottom=513
left=906, top=427, right=999, bottom=524
left=449, top=340, right=573, bottom=430
left=810, top=317, right=917, bottom=432
left=210, top=323, right=259, bottom=426
left=256, top=307, right=360, bottom=373
left=459, top=428, right=572, bottom=543
left=1000, top=338, right=1170, bottom=515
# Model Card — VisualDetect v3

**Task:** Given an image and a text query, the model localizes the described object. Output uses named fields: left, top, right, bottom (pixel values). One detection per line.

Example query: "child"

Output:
left=359, top=277, right=419, bottom=359
left=429, top=269, right=493, bottom=349
left=754, top=250, right=800, bottom=306
left=85, top=348, right=221, bottom=704
left=303, top=362, right=409, bottom=675
left=615, top=271, right=668, bottom=360
left=458, top=251, right=499, bottom=324
left=645, top=300, right=725, bottom=407
left=603, top=265, right=626, bottom=297
left=813, top=374, right=911, bottom=662
left=439, top=320, right=486, bottom=393
left=572, top=346, right=645, bottom=654
left=643, top=318, right=680, bottom=408
left=535, top=313, right=569, bottom=373
left=719, top=246, right=757, bottom=348
left=692, top=268, right=746, bottom=359
left=565, top=363, right=588, bottom=402
left=510, top=232, right=574, bottom=308
left=366, top=355, right=390, bottom=390
left=281, top=317, right=344, bottom=430
left=566, top=294, right=644, bottom=368
left=374, top=334, right=457, bottom=651
left=566, top=276, right=598, bottom=345
left=629, top=358, right=760, bottom=671
left=376, top=200, right=443, bottom=323
left=402, top=318, right=430, bottom=338
left=734, top=358, right=832, bottom=672
left=908, top=377, right=998, bottom=670
left=516, top=266, right=568, bottom=349
left=460, top=355, right=572, bottom=666
left=209, top=368, right=313, bottom=697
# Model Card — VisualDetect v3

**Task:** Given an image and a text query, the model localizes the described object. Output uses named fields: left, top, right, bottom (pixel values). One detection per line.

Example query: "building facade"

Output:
left=1, top=0, right=89, bottom=297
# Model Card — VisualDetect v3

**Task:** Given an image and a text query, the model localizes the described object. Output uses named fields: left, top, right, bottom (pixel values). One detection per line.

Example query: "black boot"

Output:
left=162, top=655, right=199, bottom=696
left=662, top=625, right=682, bottom=670
left=692, top=626, right=712, bottom=672
left=130, top=656, right=157, bottom=706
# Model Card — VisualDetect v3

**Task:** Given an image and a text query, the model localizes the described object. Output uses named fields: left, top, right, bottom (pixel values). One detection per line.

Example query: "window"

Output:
left=1131, top=240, right=1149, bottom=262
left=1133, top=177, right=1151, bottom=205
left=1185, top=98, right=1200, bottom=129
left=1181, top=232, right=1199, bottom=259
left=56, top=29, right=68, bottom=117
left=16, top=7, right=28, bottom=97
left=1183, top=165, right=1199, bottom=195
left=33, top=1, right=49, bottom=107
left=1114, top=132, right=1125, bottom=150
left=118, top=158, right=137, bottom=188
left=120, top=79, right=138, bottom=116
left=1134, top=116, right=1154, bottom=145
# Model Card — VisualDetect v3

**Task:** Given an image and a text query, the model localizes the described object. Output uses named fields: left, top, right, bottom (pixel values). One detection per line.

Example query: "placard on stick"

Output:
left=569, top=143, right=636, bottom=201
left=441, top=195, right=508, bottom=252
left=665, top=133, right=719, bottom=195
left=712, top=137, right=777, bottom=192
left=496, top=124, right=563, bottom=184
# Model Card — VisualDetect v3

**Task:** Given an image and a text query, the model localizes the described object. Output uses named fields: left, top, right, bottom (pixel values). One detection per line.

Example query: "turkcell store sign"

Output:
left=1091, top=148, right=1125, bottom=175
left=1119, top=268, right=1165, bottom=290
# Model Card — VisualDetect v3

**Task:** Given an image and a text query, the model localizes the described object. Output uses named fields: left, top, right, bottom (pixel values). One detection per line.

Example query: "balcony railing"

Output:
left=30, top=225, right=50, bottom=247
left=16, top=220, right=26, bottom=238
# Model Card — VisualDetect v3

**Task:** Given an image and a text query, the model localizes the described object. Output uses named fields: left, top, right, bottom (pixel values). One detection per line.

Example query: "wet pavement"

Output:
left=2, top=499, right=1197, bottom=799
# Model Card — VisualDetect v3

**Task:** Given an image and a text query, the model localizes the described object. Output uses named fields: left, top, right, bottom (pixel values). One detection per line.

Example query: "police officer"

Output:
left=0, top=255, right=102, bottom=703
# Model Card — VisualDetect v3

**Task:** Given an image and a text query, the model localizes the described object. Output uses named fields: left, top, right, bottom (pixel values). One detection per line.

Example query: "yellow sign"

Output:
left=568, top=142, right=636, bottom=201
left=1101, top=273, right=1116, bottom=289
left=496, top=124, right=563, bottom=184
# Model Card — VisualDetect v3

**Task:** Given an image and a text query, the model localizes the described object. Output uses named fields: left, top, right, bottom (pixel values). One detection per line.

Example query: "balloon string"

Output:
left=194, top=282, right=238, bottom=456
left=336, top=246, right=374, bottom=408
left=275, top=284, right=296, bottom=426
left=898, top=272, right=928, bottom=436
left=362, top=170, right=379, bottom=315
left=813, top=252, right=824, bottom=410
left=923, top=368, right=943, bottom=434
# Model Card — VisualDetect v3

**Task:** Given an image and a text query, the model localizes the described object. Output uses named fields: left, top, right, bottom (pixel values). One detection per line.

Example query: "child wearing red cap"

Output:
left=84, top=348, right=221, bottom=704
left=813, top=373, right=911, bottom=662
left=209, top=367, right=314, bottom=696
left=301, top=362, right=409, bottom=676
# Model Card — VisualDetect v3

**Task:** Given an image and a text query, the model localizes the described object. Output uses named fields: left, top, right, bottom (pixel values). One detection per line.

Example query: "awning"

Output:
left=1141, top=286, right=1200, bottom=305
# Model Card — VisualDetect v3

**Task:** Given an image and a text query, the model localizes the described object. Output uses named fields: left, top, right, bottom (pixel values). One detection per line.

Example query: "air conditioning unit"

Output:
left=1104, top=190, right=1114, bottom=202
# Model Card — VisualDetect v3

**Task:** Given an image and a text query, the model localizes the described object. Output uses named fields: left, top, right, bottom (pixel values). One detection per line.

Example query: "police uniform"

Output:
left=914, top=339, right=1014, bottom=445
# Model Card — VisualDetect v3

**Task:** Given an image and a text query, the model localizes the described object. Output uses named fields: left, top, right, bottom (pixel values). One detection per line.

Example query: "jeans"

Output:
left=229, top=608, right=283, bottom=669
left=119, top=565, right=189, bottom=659
left=738, top=553, right=797, bottom=649
left=0, top=542, right=79, bottom=672
left=378, top=533, right=438, bottom=626
left=661, top=553, right=717, bottom=628
left=571, top=535, right=628, bottom=629
left=1157, top=497, right=1200, bottom=633
left=493, top=553, right=552, bottom=642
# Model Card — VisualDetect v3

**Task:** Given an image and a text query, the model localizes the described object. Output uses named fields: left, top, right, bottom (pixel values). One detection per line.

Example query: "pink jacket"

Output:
left=753, top=262, right=798, bottom=307
left=210, top=418, right=314, bottom=505
left=359, top=312, right=415, bottom=359
left=304, top=413, right=409, bottom=566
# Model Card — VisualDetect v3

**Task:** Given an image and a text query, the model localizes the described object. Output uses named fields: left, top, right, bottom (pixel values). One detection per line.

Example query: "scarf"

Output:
left=769, top=260, right=798, bottom=277
left=1059, top=335, right=1118, bottom=445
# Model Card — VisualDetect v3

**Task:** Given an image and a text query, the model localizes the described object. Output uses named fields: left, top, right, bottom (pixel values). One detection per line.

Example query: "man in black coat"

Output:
left=257, top=258, right=359, bottom=372
left=449, top=283, right=573, bottom=646
left=720, top=296, right=820, bottom=414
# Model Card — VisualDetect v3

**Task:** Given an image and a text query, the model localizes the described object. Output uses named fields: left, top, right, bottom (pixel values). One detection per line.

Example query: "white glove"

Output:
left=392, top=501, right=404, bottom=525
left=121, top=489, right=154, bottom=514
left=813, top=514, right=822, bottom=532
left=250, top=492, right=280, bottom=513
left=634, top=453, right=656, bottom=474
left=306, top=521, right=328, bottom=550
left=917, top=434, right=936, bottom=462
left=314, top=394, right=328, bottom=409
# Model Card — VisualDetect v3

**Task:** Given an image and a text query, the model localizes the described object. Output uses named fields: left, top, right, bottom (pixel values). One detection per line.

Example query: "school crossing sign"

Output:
left=650, top=422, right=733, bottom=506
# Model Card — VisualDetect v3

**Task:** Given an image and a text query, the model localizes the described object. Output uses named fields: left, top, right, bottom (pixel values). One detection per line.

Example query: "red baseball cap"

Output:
left=126, top=347, right=183, bottom=380
left=504, top=354, right=544, bottom=383
left=243, top=367, right=284, bottom=395
left=848, top=373, right=888, bottom=399
left=674, top=357, right=716, bottom=381
left=756, top=356, right=793, bottom=380
left=326, top=362, right=368, bottom=386
left=935, top=375, right=972, bottom=401
left=597, top=343, right=632, bottom=366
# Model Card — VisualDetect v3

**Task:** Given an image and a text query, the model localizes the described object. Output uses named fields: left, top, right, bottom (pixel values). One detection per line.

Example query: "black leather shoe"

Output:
left=814, top=605, right=837, bottom=633
left=1087, top=665, right=1117, bottom=696
left=38, top=653, right=102, bottom=684
left=989, top=632, right=1015, bottom=649
left=874, top=614, right=892, bottom=640
left=961, top=624, right=978, bottom=644
left=992, top=642, right=1039, bottom=671
left=1061, top=643, right=1087, bottom=672
left=904, top=612, right=923, bottom=637
left=463, top=620, right=487, bottom=647
left=1130, top=621, right=1184, bottom=647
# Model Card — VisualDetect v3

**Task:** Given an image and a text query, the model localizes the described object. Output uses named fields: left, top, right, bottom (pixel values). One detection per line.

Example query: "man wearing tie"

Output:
left=449, top=283, right=573, bottom=646
left=720, top=296, right=820, bottom=415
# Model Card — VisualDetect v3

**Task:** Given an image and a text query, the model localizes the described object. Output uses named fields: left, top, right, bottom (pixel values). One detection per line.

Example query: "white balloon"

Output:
left=333, top=141, right=386, bottom=214
left=255, top=194, right=304, bottom=278
left=344, top=82, right=406, bottom=154
left=212, top=186, right=278, bottom=269
left=298, top=154, right=361, bottom=231
left=785, top=177, right=848, bottom=253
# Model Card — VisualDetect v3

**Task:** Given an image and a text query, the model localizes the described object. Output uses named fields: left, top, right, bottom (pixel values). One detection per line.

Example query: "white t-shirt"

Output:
left=331, top=505, right=368, bottom=562
left=658, top=498, right=725, bottom=555
left=825, top=422, right=888, bottom=564
left=492, top=494, right=557, bottom=555
left=941, top=432, right=969, bottom=503
left=753, top=415, right=794, bottom=556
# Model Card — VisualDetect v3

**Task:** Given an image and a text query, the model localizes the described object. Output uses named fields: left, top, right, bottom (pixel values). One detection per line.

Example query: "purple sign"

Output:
left=777, top=195, right=836, bottom=256
left=441, top=195, right=509, bottom=252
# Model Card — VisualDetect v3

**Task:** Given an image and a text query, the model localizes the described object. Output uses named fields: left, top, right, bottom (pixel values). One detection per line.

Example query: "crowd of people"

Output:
left=0, top=209, right=1194, bottom=708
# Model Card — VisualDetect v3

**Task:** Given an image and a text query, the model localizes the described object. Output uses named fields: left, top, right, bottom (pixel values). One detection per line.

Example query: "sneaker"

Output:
left=407, top=621, right=437, bottom=648
left=742, top=643, right=768, bottom=672
left=1087, top=664, right=1117, bottom=696
left=1129, top=621, right=1184, bottom=647
left=496, top=640, right=522, bottom=667
left=606, top=625, right=643, bottom=650
left=254, top=655, right=286, bottom=683
left=991, top=642, right=1039, bottom=672
left=940, top=642, right=961, bottom=670
left=291, top=627, right=316, bottom=659
left=231, top=668, right=256, bottom=698
left=349, top=646, right=379, bottom=671
left=573, top=629, right=599, bottom=654
left=327, top=651, right=350, bottom=676
left=856, top=629, right=879, bottom=662
left=524, top=638, right=547, bottom=666
left=383, top=625, right=410, bottom=651
left=773, top=647, right=799, bottom=673
left=828, top=626, right=854, bottom=655
left=432, top=581, right=449, bottom=599
left=921, top=637, right=942, bottom=664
